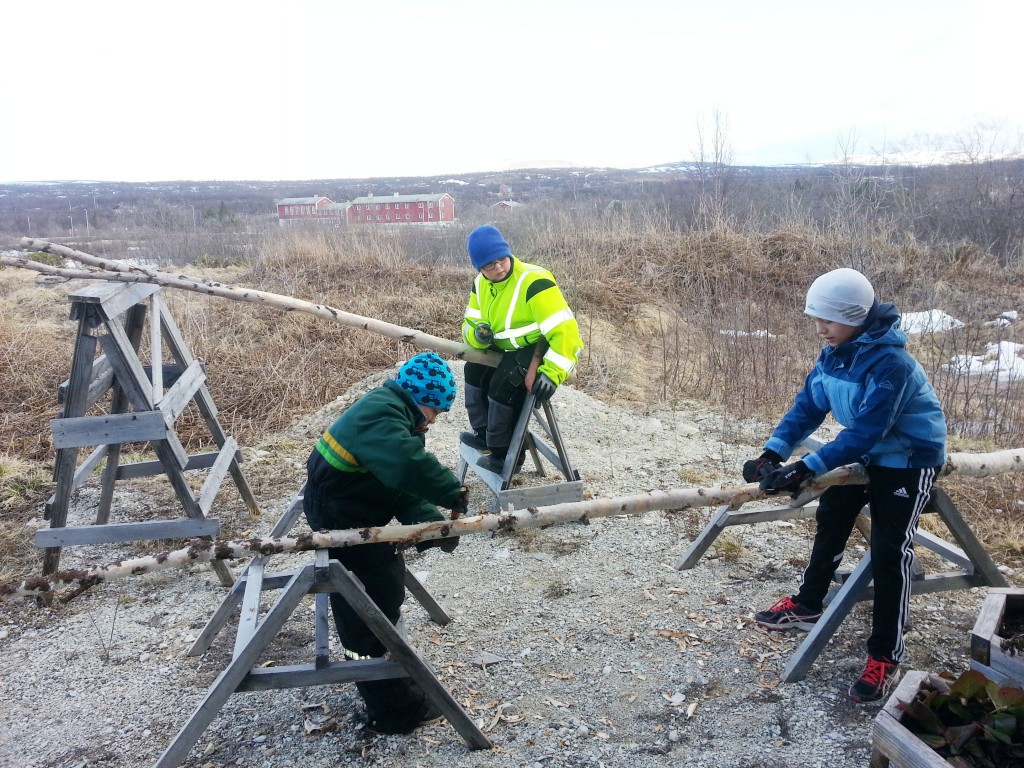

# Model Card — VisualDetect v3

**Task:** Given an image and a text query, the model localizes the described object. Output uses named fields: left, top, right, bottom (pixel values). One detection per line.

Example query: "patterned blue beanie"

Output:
left=396, top=352, right=457, bottom=411
left=467, top=225, right=512, bottom=269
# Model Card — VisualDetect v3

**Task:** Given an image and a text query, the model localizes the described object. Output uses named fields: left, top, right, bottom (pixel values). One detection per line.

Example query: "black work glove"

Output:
left=759, top=461, right=814, bottom=497
left=415, top=537, right=459, bottom=553
left=742, top=450, right=784, bottom=483
left=425, top=486, right=468, bottom=553
left=474, top=323, right=494, bottom=345
left=531, top=372, right=557, bottom=402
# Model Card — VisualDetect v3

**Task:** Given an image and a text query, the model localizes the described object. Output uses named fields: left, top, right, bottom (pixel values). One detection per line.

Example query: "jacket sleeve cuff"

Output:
left=802, top=452, right=828, bottom=476
left=763, top=437, right=792, bottom=461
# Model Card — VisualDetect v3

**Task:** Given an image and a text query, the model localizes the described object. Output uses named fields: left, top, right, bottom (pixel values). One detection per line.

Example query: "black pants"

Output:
left=465, top=344, right=537, bottom=453
left=303, top=484, right=430, bottom=729
left=464, top=344, right=537, bottom=408
left=794, top=465, right=938, bottom=662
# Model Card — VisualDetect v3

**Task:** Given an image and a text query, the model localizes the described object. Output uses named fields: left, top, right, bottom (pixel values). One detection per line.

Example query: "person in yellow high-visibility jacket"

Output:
left=461, top=225, right=583, bottom=473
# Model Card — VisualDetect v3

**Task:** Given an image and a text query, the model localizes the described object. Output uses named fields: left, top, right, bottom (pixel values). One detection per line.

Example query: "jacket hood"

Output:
left=856, top=300, right=905, bottom=347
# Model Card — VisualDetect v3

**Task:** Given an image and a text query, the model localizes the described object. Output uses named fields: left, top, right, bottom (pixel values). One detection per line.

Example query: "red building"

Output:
left=347, top=193, right=455, bottom=225
left=492, top=200, right=524, bottom=213
left=276, top=192, right=456, bottom=226
left=276, top=196, right=349, bottom=226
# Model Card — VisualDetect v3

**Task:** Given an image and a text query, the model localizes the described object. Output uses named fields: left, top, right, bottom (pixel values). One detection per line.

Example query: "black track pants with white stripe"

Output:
left=794, top=465, right=939, bottom=663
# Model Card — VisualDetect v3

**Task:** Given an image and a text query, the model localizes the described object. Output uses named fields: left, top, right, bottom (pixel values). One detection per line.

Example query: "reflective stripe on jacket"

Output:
left=462, top=256, right=583, bottom=385
left=307, top=380, right=463, bottom=526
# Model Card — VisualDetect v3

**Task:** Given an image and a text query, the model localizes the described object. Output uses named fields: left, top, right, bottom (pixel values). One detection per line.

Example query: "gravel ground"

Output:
left=0, top=362, right=1014, bottom=768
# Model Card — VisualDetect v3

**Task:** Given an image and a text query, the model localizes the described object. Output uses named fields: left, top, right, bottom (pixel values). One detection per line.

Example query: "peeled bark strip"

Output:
left=7, top=240, right=501, bottom=367
left=5, top=450, right=1020, bottom=601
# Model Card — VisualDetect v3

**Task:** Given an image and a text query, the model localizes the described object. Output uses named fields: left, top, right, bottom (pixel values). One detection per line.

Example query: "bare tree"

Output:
left=689, top=109, right=734, bottom=226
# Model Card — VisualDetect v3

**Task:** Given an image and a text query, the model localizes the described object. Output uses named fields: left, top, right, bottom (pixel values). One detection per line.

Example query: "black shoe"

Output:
left=477, top=447, right=527, bottom=475
left=412, top=700, right=444, bottom=729
left=460, top=431, right=487, bottom=450
left=848, top=656, right=900, bottom=704
left=476, top=452, right=507, bottom=474
left=364, top=699, right=444, bottom=734
left=754, top=596, right=822, bottom=632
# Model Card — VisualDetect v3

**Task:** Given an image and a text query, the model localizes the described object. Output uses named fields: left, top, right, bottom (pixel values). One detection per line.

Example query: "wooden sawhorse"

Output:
left=677, top=485, right=1008, bottom=682
left=458, top=393, right=583, bottom=509
left=43, top=280, right=259, bottom=586
left=158, top=489, right=490, bottom=767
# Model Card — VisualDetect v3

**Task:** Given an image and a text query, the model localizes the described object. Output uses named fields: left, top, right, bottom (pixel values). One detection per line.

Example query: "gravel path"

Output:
left=0, top=363, right=1009, bottom=768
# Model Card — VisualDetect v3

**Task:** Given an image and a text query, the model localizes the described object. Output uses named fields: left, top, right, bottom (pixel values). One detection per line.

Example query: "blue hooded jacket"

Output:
left=764, top=301, right=947, bottom=475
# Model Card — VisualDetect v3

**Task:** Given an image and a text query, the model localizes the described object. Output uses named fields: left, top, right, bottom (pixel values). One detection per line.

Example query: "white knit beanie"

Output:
left=804, top=268, right=874, bottom=326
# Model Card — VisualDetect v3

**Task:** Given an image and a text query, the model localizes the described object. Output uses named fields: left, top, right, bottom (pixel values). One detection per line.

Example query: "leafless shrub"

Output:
left=3, top=207, right=1024, bottom=575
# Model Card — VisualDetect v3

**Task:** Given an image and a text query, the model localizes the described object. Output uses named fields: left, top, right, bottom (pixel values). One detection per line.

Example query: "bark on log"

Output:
left=7, top=240, right=501, bottom=367
left=4, top=451, right=1021, bottom=601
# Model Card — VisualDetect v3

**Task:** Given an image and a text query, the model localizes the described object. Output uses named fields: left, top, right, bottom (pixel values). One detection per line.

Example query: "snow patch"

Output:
left=900, top=309, right=965, bottom=334
left=944, top=341, right=1024, bottom=382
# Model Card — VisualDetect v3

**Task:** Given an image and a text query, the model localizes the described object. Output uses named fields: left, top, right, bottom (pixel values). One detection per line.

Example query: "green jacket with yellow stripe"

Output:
left=461, top=256, right=583, bottom=386
left=305, top=380, right=463, bottom=529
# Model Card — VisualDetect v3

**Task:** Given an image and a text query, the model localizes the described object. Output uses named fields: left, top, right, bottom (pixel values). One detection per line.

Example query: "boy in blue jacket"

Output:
left=742, top=268, right=946, bottom=703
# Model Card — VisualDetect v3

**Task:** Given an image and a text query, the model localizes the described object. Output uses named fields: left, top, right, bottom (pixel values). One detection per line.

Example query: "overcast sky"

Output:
left=3, top=0, right=1021, bottom=182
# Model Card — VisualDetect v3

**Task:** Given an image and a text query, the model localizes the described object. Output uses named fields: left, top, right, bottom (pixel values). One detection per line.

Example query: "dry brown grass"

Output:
left=2, top=213, right=1024, bottom=578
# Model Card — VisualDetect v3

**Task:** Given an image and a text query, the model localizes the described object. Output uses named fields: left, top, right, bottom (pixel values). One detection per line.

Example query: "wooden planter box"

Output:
left=970, top=587, right=1024, bottom=684
left=870, top=671, right=950, bottom=768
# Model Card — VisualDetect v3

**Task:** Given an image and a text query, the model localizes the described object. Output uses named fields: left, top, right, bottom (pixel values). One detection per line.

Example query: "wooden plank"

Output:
left=404, top=567, right=451, bottom=625
left=784, top=551, right=875, bottom=682
left=44, top=323, right=96, bottom=576
left=96, top=282, right=160, bottom=321
left=498, top=480, right=584, bottom=510
left=676, top=503, right=737, bottom=570
left=187, top=488, right=305, bottom=656
left=96, top=303, right=146, bottom=526
left=237, top=658, right=407, bottom=691
left=969, top=658, right=1024, bottom=687
left=197, top=438, right=237, bottom=517
left=157, top=359, right=205, bottom=426
left=34, top=518, right=219, bottom=548
left=154, top=566, right=314, bottom=768
left=67, top=444, right=108, bottom=493
left=50, top=411, right=167, bottom=449
left=971, top=592, right=1007, bottom=665
left=855, top=572, right=987, bottom=602
left=160, top=303, right=261, bottom=516
left=539, top=399, right=578, bottom=480
left=234, top=561, right=266, bottom=659
left=69, top=280, right=158, bottom=308
left=328, top=562, right=491, bottom=749
left=913, top=529, right=973, bottom=570
left=871, top=672, right=953, bottom=768
left=722, top=503, right=819, bottom=526
left=96, top=324, right=156, bottom=411
left=989, top=647, right=1024, bottom=683
left=116, top=450, right=221, bottom=480
left=150, top=292, right=163, bottom=401
left=57, top=354, right=112, bottom=406
left=159, top=305, right=220, bottom=419
left=929, top=487, right=1008, bottom=588
left=315, top=549, right=331, bottom=669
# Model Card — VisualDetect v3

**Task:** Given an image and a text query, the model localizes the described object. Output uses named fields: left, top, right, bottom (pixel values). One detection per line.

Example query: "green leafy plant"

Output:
left=898, top=669, right=1024, bottom=767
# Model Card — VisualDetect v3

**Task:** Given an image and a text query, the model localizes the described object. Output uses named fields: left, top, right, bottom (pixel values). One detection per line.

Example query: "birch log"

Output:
left=7, top=240, right=501, bottom=367
left=4, top=450, right=1021, bottom=601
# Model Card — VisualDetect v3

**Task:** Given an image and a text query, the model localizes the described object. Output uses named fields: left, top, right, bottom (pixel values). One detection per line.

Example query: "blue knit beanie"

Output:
left=467, top=225, right=512, bottom=269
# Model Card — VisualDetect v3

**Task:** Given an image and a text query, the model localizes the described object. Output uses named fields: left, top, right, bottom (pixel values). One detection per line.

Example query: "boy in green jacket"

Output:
left=304, top=352, right=468, bottom=734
